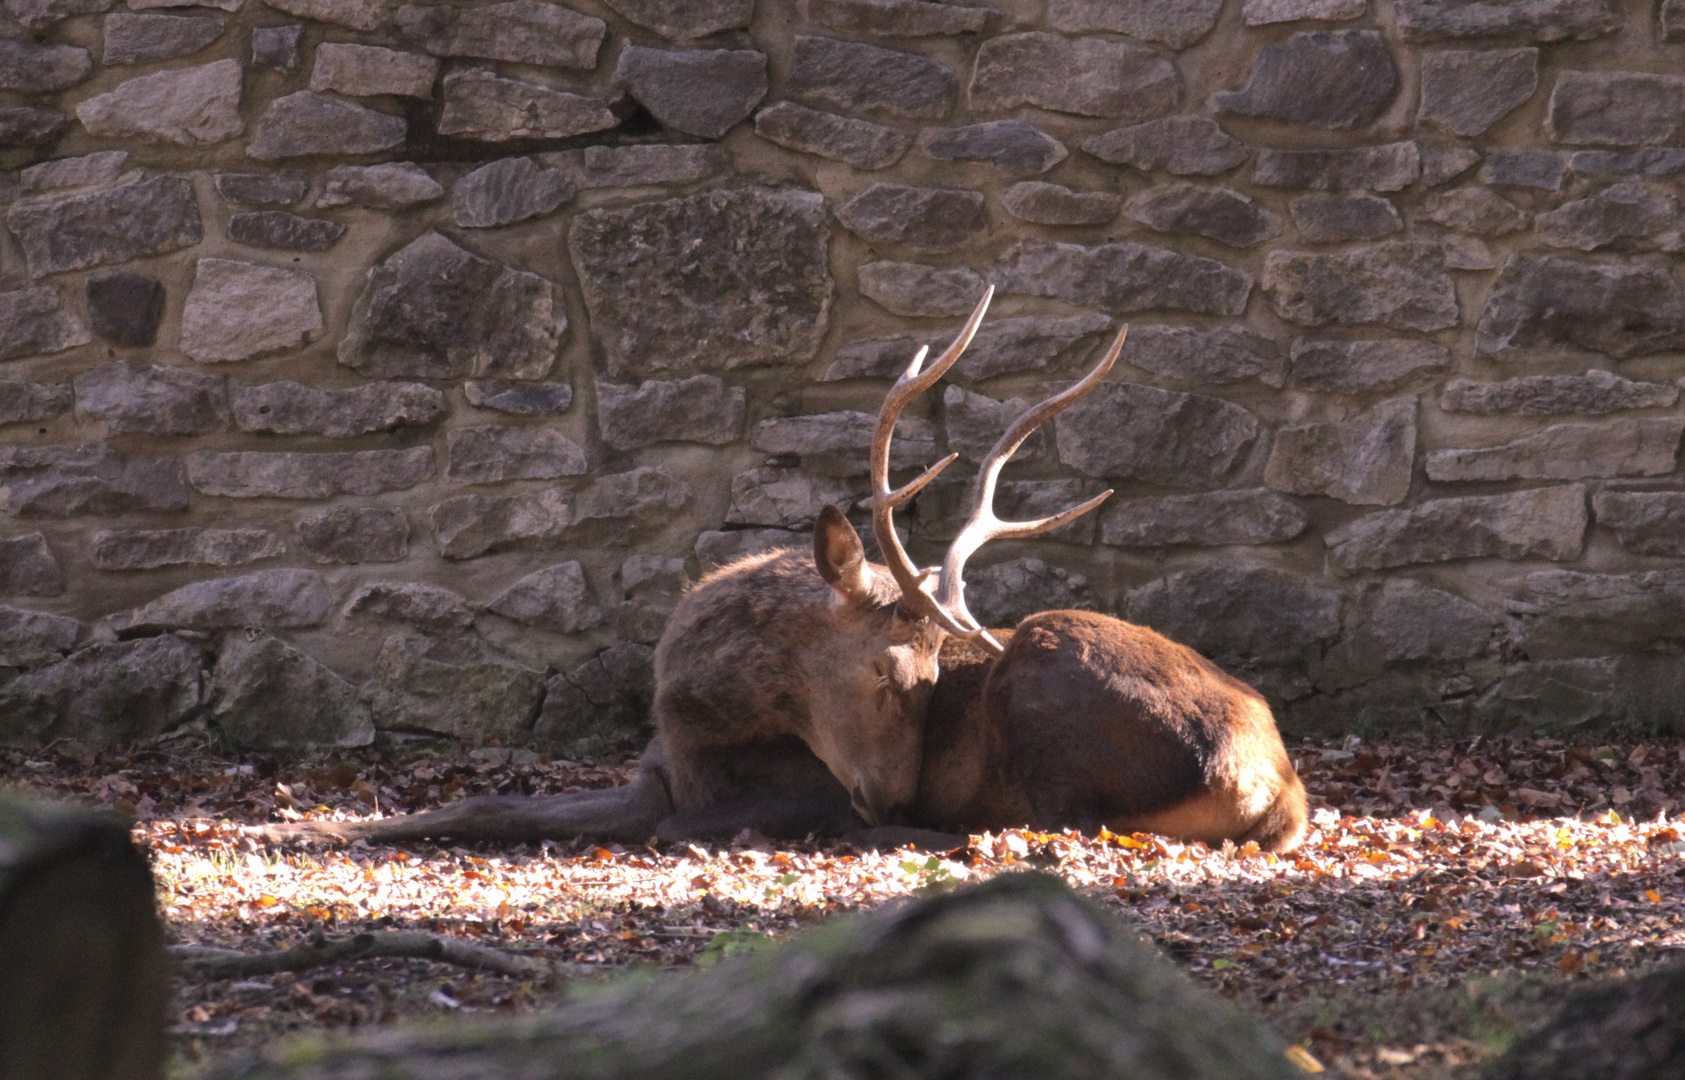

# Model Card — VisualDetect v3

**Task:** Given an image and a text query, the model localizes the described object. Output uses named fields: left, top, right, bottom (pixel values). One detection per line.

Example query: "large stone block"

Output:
left=1425, top=417, right=1684, bottom=482
left=726, top=466, right=856, bottom=529
left=251, top=23, right=302, bottom=72
left=0, top=285, right=91, bottom=361
left=1569, top=147, right=1685, bottom=180
left=1000, top=181, right=1119, bottom=225
left=993, top=237, right=1251, bottom=316
left=296, top=506, right=410, bottom=565
left=1533, top=182, right=1682, bottom=252
left=0, top=38, right=91, bottom=93
left=1289, top=339, right=1451, bottom=392
left=1262, top=242, right=1458, bottom=331
left=73, top=361, right=229, bottom=435
left=1417, top=48, right=1537, bottom=136
left=948, top=314, right=1113, bottom=381
left=966, top=558, right=1093, bottom=629
left=91, top=527, right=284, bottom=570
left=1251, top=142, right=1419, bottom=190
left=445, top=426, right=589, bottom=484
left=802, top=0, right=990, bottom=36
left=488, top=561, right=604, bottom=633
left=316, top=163, right=444, bottom=208
left=695, top=528, right=804, bottom=570
left=1509, top=569, right=1685, bottom=659
left=0, top=380, right=72, bottom=426
left=754, top=102, right=912, bottom=170
left=4, top=174, right=201, bottom=278
left=1265, top=397, right=1417, bottom=506
left=1288, top=193, right=1402, bottom=243
left=227, top=211, right=346, bottom=252
left=1124, top=183, right=1279, bottom=248
left=1475, top=254, right=1685, bottom=359
left=596, top=375, right=745, bottom=450
left=750, top=411, right=935, bottom=473
left=215, top=171, right=308, bottom=206
left=823, top=335, right=920, bottom=380
left=615, top=555, right=689, bottom=644
left=1128, top=565, right=1341, bottom=665
left=916, top=477, right=1104, bottom=545
left=1442, top=370, right=1676, bottom=415
left=246, top=91, right=405, bottom=159
left=1243, top=0, right=1365, bottom=24
left=310, top=43, right=438, bottom=98
left=394, top=0, right=605, bottom=67
left=576, top=143, right=727, bottom=187
left=836, top=183, right=987, bottom=253
left=1100, top=489, right=1307, bottom=548
left=437, top=71, right=619, bottom=141
left=463, top=380, right=573, bottom=415
left=1324, top=485, right=1587, bottom=574
left=0, top=533, right=64, bottom=596
left=18, top=150, right=127, bottom=193
left=232, top=380, right=445, bottom=437
left=0, top=604, right=79, bottom=667
left=1418, top=186, right=1528, bottom=234
left=0, top=105, right=68, bottom=146
left=0, top=636, right=203, bottom=749
left=1125, top=325, right=1282, bottom=385
left=451, top=157, right=575, bottom=228
left=615, top=46, right=767, bottom=139
left=1215, top=30, right=1397, bottom=129
left=918, top=121, right=1067, bottom=173
left=1547, top=71, right=1685, bottom=147
left=1081, top=116, right=1246, bottom=175
left=969, top=32, right=1180, bottom=119
left=372, top=634, right=546, bottom=745
left=569, top=188, right=830, bottom=379
left=264, top=0, right=384, bottom=30
left=209, top=635, right=375, bottom=751
left=102, top=13, right=225, bottom=65
left=858, top=262, right=985, bottom=317
left=1593, top=490, right=1685, bottom=557
left=0, top=445, right=188, bottom=517
left=186, top=447, right=435, bottom=498
left=1395, top=0, right=1619, bottom=42
left=346, top=581, right=476, bottom=633
left=180, top=259, right=322, bottom=363
left=1480, top=148, right=1567, bottom=190
left=605, top=0, right=752, bottom=38
left=1055, top=382, right=1258, bottom=486
left=534, top=643, right=656, bottom=754
left=787, top=35, right=957, bottom=120
left=108, top=568, right=330, bottom=635
left=429, top=489, right=571, bottom=559
left=942, top=385, right=1051, bottom=464
left=1048, top=0, right=1220, bottom=47
left=341, top=232, right=562, bottom=380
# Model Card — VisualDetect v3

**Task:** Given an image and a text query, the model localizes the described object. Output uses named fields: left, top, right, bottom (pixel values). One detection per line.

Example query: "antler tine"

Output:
left=933, top=323, right=1129, bottom=652
left=870, top=286, right=995, bottom=626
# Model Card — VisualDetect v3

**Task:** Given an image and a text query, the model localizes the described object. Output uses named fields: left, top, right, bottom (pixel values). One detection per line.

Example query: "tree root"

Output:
left=169, top=931, right=590, bottom=982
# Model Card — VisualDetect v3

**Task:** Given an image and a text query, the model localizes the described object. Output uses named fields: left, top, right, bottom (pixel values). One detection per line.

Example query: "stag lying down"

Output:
left=249, top=291, right=1306, bottom=853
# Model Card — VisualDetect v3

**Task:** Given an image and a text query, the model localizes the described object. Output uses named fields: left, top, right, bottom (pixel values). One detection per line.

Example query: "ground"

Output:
left=3, top=733, right=1683, bottom=1079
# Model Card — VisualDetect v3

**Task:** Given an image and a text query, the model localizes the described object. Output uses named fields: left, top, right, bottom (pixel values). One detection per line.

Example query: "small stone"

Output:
left=0, top=106, right=68, bottom=147
left=577, top=144, right=727, bottom=187
left=488, top=561, right=604, bottom=632
left=969, top=32, right=1181, bottom=119
left=994, top=237, right=1252, bottom=317
left=1571, top=148, right=1685, bottom=179
left=614, top=46, right=767, bottom=139
left=76, top=59, right=243, bottom=146
left=463, top=380, right=573, bottom=415
left=534, top=643, right=656, bottom=752
left=451, top=157, right=575, bottom=228
left=429, top=488, right=571, bottom=558
left=1480, top=148, right=1567, bottom=190
left=1417, top=48, right=1537, bottom=136
left=394, top=0, right=606, bottom=68
left=91, top=528, right=284, bottom=570
left=1592, top=491, right=1685, bottom=556
left=0, top=381, right=71, bottom=426
left=1055, top=382, right=1258, bottom=486
left=950, top=313, right=1113, bottom=381
left=822, top=336, right=918, bottom=381
left=1081, top=116, right=1247, bottom=175
left=1418, top=186, right=1527, bottom=234
left=1441, top=234, right=1495, bottom=271
left=0, top=445, right=189, bottom=517
left=5, top=175, right=202, bottom=279
left=445, top=426, right=588, bottom=484
left=185, top=448, right=436, bottom=498
left=596, top=375, right=745, bottom=450
left=755, top=103, right=911, bottom=170
left=1475, top=254, right=1685, bottom=360
left=750, top=412, right=936, bottom=473
left=1361, top=579, right=1497, bottom=663
left=1289, top=193, right=1402, bottom=242
left=232, top=381, right=445, bottom=437
left=1263, top=242, right=1459, bottom=331
left=437, top=70, right=618, bottom=141
left=1125, top=183, right=1280, bottom=247
left=569, top=189, right=830, bottom=379
left=18, top=151, right=127, bottom=194
left=788, top=35, right=957, bottom=120
left=81, top=271, right=163, bottom=349
left=1534, top=182, right=1683, bottom=252
left=1125, top=325, right=1282, bottom=385
left=1001, top=181, right=1119, bottom=225
left=109, top=568, right=330, bottom=636
left=1418, top=142, right=1482, bottom=185
left=802, top=0, right=989, bottom=37
left=695, top=528, right=802, bottom=570
left=1508, top=571, right=1685, bottom=664
left=1324, top=485, right=1588, bottom=574
left=315, top=163, right=443, bottom=208
left=1215, top=30, right=1398, bottom=129
left=726, top=466, right=857, bottom=529
left=616, top=555, right=689, bottom=645
left=0, top=38, right=92, bottom=94
left=1427, top=417, right=1685, bottom=482
left=215, top=171, right=308, bottom=205
left=210, top=636, right=374, bottom=750
left=942, top=385, right=1052, bottom=464
left=1548, top=72, right=1685, bottom=147
left=1395, top=0, right=1619, bottom=42
left=73, top=361, right=230, bottom=436
left=0, top=534, right=63, bottom=596
left=311, top=43, right=438, bottom=98
left=1127, top=565, right=1341, bottom=665
left=1100, top=489, right=1307, bottom=547
left=228, top=211, right=347, bottom=251
left=181, top=259, right=322, bottom=363
left=1242, top=0, right=1366, bottom=24
left=252, top=23, right=303, bottom=73
left=346, top=581, right=476, bottom=633
left=1443, top=370, right=1677, bottom=415
left=918, top=121, right=1067, bottom=173
left=102, top=13, right=224, bottom=65
left=836, top=183, right=987, bottom=253
left=341, top=232, right=562, bottom=380
left=1251, top=141, right=1419, bottom=190
left=0, top=635, right=204, bottom=749
left=247, top=91, right=406, bottom=160
left=1048, top=0, right=1220, bottom=47
left=6, top=0, right=114, bottom=23
left=965, top=558, right=1094, bottom=629
left=0, top=604, right=79, bottom=667
left=295, top=506, right=409, bottom=564
left=569, top=466, right=693, bottom=545
left=858, top=262, right=986, bottom=317
left=1265, top=396, right=1417, bottom=505
left=263, top=0, right=384, bottom=29
left=372, top=634, right=545, bottom=744
left=0, top=285, right=91, bottom=361
left=1290, top=338, right=1451, bottom=392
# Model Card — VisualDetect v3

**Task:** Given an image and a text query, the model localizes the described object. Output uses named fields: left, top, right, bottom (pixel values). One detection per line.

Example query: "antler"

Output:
left=934, top=323, right=1129, bottom=654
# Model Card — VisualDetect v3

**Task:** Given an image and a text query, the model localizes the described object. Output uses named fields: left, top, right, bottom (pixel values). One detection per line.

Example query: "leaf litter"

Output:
left=3, top=733, right=1684, bottom=1079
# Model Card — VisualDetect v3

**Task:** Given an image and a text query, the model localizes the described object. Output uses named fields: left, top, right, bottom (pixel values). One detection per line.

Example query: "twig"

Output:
left=169, top=931, right=589, bottom=981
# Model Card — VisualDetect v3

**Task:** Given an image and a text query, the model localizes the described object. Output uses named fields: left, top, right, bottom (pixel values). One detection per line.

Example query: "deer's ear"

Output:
left=814, top=504, right=873, bottom=607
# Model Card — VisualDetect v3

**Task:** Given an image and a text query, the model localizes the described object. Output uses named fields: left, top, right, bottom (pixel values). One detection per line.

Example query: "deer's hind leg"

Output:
left=651, top=736, right=861, bottom=841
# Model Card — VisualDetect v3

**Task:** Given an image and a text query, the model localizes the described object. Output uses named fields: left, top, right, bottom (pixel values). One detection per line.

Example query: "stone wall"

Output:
left=4, top=0, right=1685, bottom=752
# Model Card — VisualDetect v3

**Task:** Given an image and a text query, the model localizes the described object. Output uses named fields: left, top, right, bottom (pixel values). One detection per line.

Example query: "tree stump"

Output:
left=215, top=872, right=1301, bottom=1080
left=0, top=794, right=167, bottom=1080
